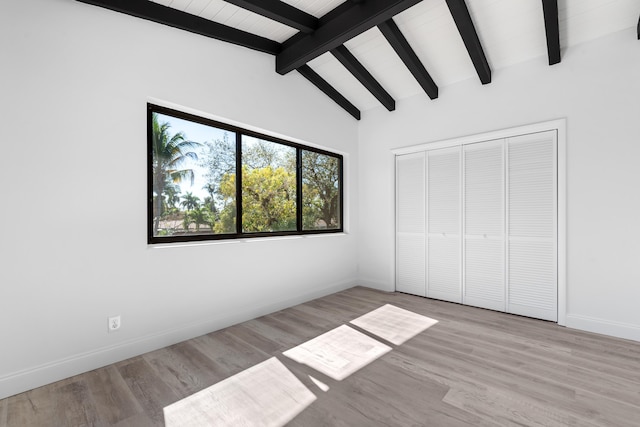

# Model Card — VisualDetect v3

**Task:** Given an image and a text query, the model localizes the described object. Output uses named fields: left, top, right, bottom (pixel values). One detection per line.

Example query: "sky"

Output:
left=154, top=111, right=297, bottom=208
left=156, top=112, right=232, bottom=203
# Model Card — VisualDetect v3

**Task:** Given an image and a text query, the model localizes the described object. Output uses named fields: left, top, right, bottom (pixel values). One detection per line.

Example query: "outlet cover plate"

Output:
left=108, top=315, right=121, bottom=333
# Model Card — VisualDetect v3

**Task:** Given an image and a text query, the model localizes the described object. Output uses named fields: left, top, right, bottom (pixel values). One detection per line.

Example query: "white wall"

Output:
left=358, top=27, right=640, bottom=341
left=0, top=0, right=359, bottom=399
left=2, top=0, right=638, bottom=402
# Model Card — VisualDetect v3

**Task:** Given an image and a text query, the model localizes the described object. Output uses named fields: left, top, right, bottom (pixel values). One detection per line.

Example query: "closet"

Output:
left=396, top=130, right=558, bottom=322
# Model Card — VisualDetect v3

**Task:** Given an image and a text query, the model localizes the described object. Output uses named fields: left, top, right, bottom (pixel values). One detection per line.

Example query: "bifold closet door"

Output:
left=396, top=152, right=426, bottom=296
left=427, top=147, right=462, bottom=303
left=507, top=131, right=558, bottom=321
left=463, top=140, right=505, bottom=311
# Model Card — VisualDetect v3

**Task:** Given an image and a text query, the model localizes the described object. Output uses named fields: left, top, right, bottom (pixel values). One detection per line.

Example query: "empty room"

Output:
left=1, top=0, right=639, bottom=425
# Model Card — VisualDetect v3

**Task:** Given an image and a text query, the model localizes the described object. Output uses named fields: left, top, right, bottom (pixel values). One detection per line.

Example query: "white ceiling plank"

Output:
left=345, top=28, right=428, bottom=106
left=464, top=0, right=547, bottom=69
left=561, top=0, right=640, bottom=46
left=394, top=0, right=476, bottom=87
left=281, top=0, right=346, bottom=18
left=184, top=0, right=213, bottom=16
left=198, top=2, right=227, bottom=21
left=166, top=0, right=192, bottom=12
left=146, top=0, right=639, bottom=114
left=308, top=52, right=381, bottom=112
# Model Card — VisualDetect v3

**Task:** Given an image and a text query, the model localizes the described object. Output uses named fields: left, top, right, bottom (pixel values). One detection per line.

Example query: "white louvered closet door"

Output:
left=427, top=147, right=462, bottom=303
left=463, top=140, right=505, bottom=311
left=396, top=152, right=426, bottom=296
left=507, top=131, right=558, bottom=321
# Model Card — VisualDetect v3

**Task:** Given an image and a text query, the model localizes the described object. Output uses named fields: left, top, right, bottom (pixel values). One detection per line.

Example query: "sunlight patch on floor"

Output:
left=350, top=304, right=439, bottom=345
left=163, top=357, right=316, bottom=427
left=283, top=324, right=392, bottom=381
left=309, top=375, right=330, bottom=392
left=163, top=304, right=439, bottom=426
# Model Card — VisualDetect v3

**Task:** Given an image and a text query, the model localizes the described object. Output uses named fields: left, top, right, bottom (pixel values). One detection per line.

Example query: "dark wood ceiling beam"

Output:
left=276, top=0, right=423, bottom=75
left=223, top=0, right=318, bottom=34
left=331, top=45, right=395, bottom=111
left=541, top=0, right=561, bottom=65
left=297, top=65, right=361, bottom=120
left=378, top=19, right=438, bottom=100
left=75, top=0, right=281, bottom=54
left=445, top=0, right=491, bottom=84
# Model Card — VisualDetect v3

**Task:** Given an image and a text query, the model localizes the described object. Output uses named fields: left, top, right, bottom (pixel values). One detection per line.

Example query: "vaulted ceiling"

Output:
left=76, top=0, right=640, bottom=119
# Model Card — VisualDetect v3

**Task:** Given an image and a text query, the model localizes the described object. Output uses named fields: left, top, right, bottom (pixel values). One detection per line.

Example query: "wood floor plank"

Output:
left=403, top=339, right=577, bottom=409
left=405, top=334, right=614, bottom=423
left=469, top=343, right=640, bottom=407
left=85, top=365, right=143, bottom=425
left=2, top=286, right=640, bottom=426
left=0, top=397, right=6, bottom=427
left=222, top=322, right=282, bottom=354
left=117, top=357, right=179, bottom=425
left=286, top=304, right=348, bottom=329
left=572, top=388, right=640, bottom=427
left=570, top=348, right=640, bottom=381
left=442, top=384, right=582, bottom=427
left=384, top=344, right=603, bottom=427
left=270, top=309, right=332, bottom=338
left=189, top=330, right=270, bottom=378
left=304, top=297, right=365, bottom=322
left=5, top=384, right=53, bottom=427
left=143, top=341, right=222, bottom=398
left=296, top=359, right=466, bottom=427
left=110, top=412, right=156, bottom=427
left=242, top=315, right=311, bottom=349
left=262, top=310, right=327, bottom=342
left=429, top=313, right=640, bottom=408
left=51, top=379, right=100, bottom=427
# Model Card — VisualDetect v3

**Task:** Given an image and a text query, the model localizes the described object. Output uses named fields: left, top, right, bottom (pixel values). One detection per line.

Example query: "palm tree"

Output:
left=203, top=183, right=218, bottom=214
left=180, top=192, right=200, bottom=211
left=152, top=113, right=200, bottom=234
left=164, top=183, right=181, bottom=211
left=188, top=206, right=210, bottom=232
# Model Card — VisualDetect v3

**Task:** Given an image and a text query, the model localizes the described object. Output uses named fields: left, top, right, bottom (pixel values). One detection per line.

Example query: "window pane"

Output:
left=302, top=151, right=341, bottom=230
left=241, top=136, right=297, bottom=233
left=151, top=112, right=236, bottom=238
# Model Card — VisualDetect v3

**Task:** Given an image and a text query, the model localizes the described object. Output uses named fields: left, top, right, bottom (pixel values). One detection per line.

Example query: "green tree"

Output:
left=243, top=165, right=296, bottom=232
left=242, top=138, right=293, bottom=169
left=151, top=113, right=200, bottom=234
left=182, top=214, right=193, bottom=232
left=163, top=183, right=181, bottom=215
left=302, top=151, right=340, bottom=229
left=218, top=165, right=296, bottom=232
left=180, top=192, right=200, bottom=211
left=199, top=133, right=236, bottom=220
left=203, top=185, right=217, bottom=214
left=186, top=206, right=210, bottom=232
left=215, top=172, right=237, bottom=234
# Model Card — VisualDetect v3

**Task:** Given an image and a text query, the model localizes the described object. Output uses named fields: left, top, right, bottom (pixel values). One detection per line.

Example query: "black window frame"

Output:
left=147, top=103, right=344, bottom=244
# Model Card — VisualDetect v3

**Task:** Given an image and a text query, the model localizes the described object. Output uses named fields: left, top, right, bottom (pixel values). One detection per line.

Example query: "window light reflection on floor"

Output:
left=163, top=357, right=316, bottom=427
left=163, top=304, right=439, bottom=426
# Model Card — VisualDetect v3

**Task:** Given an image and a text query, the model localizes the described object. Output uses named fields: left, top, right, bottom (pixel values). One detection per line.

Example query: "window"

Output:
left=241, top=136, right=297, bottom=233
left=148, top=104, right=343, bottom=244
left=302, top=151, right=341, bottom=231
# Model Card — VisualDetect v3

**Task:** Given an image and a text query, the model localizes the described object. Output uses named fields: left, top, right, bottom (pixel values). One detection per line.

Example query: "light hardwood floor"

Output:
left=2, top=287, right=640, bottom=426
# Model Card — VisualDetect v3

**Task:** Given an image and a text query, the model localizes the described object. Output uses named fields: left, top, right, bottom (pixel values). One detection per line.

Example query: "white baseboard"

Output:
left=565, top=313, right=640, bottom=343
left=357, top=278, right=394, bottom=292
left=0, top=279, right=357, bottom=400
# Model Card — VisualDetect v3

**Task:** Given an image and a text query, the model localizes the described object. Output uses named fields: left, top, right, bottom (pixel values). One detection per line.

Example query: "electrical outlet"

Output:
left=108, top=315, right=121, bottom=333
